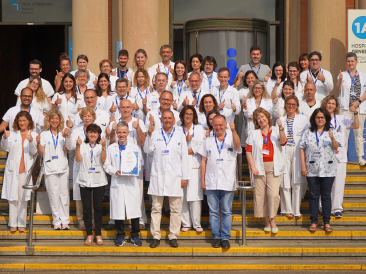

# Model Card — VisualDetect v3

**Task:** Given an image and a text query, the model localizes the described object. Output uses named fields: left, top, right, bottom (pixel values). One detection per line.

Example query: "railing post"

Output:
left=238, top=183, right=255, bottom=246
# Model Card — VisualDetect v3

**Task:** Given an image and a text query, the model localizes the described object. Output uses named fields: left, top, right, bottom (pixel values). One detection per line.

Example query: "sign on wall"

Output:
left=348, top=10, right=366, bottom=74
left=2, top=0, right=72, bottom=23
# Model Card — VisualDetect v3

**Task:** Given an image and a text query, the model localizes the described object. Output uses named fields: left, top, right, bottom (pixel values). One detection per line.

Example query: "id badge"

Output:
left=89, top=167, right=96, bottom=171
left=216, top=159, right=224, bottom=164
left=287, top=140, right=294, bottom=146
left=52, top=155, right=58, bottom=160
left=262, top=149, right=269, bottom=155
left=350, top=92, right=357, bottom=96
left=152, top=101, right=158, bottom=104
left=313, top=151, right=321, bottom=158
left=162, top=150, right=169, bottom=155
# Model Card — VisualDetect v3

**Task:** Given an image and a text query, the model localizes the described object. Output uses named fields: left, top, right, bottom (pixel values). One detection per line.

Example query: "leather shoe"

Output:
left=212, top=239, right=221, bottom=248
left=221, top=240, right=230, bottom=249
left=169, top=239, right=178, bottom=247
left=150, top=239, right=160, bottom=248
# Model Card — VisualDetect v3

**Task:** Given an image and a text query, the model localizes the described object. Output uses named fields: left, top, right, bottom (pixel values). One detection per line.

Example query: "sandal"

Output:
left=85, top=236, right=94, bottom=246
left=286, top=214, right=294, bottom=218
left=309, top=223, right=318, bottom=232
left=324, top=224, right=333, bottom=233
left=10, top=227, right=17, bottom=232
left=18, top=227, right=26, bottom=232
left=96, top=236, right=103, bottom=245
left=78, top=223, right=86, bottom=231
left=295, top=215, right=302, bottom=220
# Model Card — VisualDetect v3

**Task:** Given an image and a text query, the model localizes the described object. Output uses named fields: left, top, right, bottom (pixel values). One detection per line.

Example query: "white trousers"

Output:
left=8, top=173, right=27, bottom=228
left=45, top=172, right=70, bottom=225
left=342, top=110, right=366, bottom=157
left=181, top=186, right=202, bottom=228
left=331, top=162, right=346, bottom=213
left=280, top=145, right=302, bottom=216
left=68, top=150, right=75, bottom=187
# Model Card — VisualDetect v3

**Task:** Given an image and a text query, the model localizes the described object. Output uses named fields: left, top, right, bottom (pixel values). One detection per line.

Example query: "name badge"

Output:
left=152, top=101, right=158, bottom=104
left=313, top=151, right=321, bottom=158
left=350, top=92, right=357, bottom=96
left=52, top=156, right=58, bottom=160
left=89, top=167, right=96, bottom=171
left=262, top=149, right=270, bottom=155
left=216, top=159, right=224, bottom=164
left=287, top=140, right=294, bottom=146
left=162, top=150, right=169, bottom=155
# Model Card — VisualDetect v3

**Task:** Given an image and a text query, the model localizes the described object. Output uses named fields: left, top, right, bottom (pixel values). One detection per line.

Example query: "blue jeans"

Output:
left=206, top=190, right=234, bottom=241
left=307, top=177, right=334, bottom=224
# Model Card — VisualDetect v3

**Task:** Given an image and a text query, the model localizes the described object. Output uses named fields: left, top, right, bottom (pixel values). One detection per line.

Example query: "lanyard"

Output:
left=182, top=125, right=195, bottom=137
left=206, top=73, right=213, bottom=89
left=193, top=90, right=201, bottom=107
left=315, top=130, right=324, bottom=147
left=219, top=86, right=228, bottom=104
left=50, top=131, right=59, bottom=150
left=89, top=143, right=95, bottom=164
left=215, top=133, right=226, bottom=156
left=137, top=87, right=146, bottom=100
left=161, top=127, right=175, bottom=147
left=263, top=131, right=270, bottom=148
left=20, top=105, right=31, bottom=113
left=330, top=115, right=337, bottom=130
left=77, top=86, right=81, bottom=94
left=164, top=65, right=170, bottom=77
left=118, top=68, right=128, bottom=79
left=249, top=63, right=261, bottom=75
left=119, top=143, right=126, bottom=161
left=348, top=70, right=357, bottom=88
left=177, top=80, right=183, bottom=96
left=116, top=96, right=127, bottom=114
left=286, top=115, right=293, bottom=136
left=83, top=129, right=87, bottom=139
left=309, top=68, right=321, bottom=85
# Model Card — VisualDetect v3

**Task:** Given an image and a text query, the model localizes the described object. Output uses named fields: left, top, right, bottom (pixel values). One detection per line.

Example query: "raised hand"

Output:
left=170, top=80, right=176, bottom=88
left=66, top=115, right=73, bottom=128
left=277, top=117, right=282, bottom=128
left=184, top=79, right=190, bottom=88
left=169, top=65, right=174, bottom=75
left=229, top=119, right=235, bottom=132
left=152, top=75, right=156, bottom=86
left=100, top=136, right=106, bottom=147
left=3, top=129, right=10, bottom=140
left=219, top=99, right=225, bottom=109
left=191, top=97, right=197, bottom=107
left=338, top=70, right=343, bottom=80
left=132, top=117, right=140, bottom=129
left=36, top=132, right=41, bottom=144
left=317, top=70, right=325, bottom=82
left=149, top=114, right=155, bottom=126
left=307, top=73, right=313, bottom=83
left=62, top=127, right=70, bottom=138
left=26, top=130, right=33, bottom=142
left=111, top=69, right=117, bottom=76
left=56, top=70, right=63, bottom=80
left=186, top=132, right=192, bottom=142
left=156, top=64, right=160, bottom=73
left=264, top=71, right=271, bottom=82
left=200, top=71, right=204, bottom=82
left=110, top=101, right=117, bottom=113
left=233, top=77, right=241, bottom=88
left=93, top=77, right=97, bottom=88
left=238, top=68, right=244, bottom=79
left=276, top=77, right=281, bottom=85
left=112, top=121, right=117, bottom=132
left=329, top=128, right=334, bottom=139
left=76, top=136, right=82, bottom=146
left=173, top=99, right=177, bottom=110
left=183, top=96, right=189, bottom=107
left=55, top=95, right=62, bottom=105
left=273, top=97, right=278, bottom=104
left=148, top=114, right=155, bottom=135
left=205, top=128, right=210, bottom=138
left=242, top=95, right=247, bottom=105
left=230, top=99, right=236, bottom=111
left=110, top=113, right=116, bottom=124
left=142, top=96, right=147, bottom=106
left=105, top=126, right=111, bottom=139
left=132, top=99, right=139, bottom=111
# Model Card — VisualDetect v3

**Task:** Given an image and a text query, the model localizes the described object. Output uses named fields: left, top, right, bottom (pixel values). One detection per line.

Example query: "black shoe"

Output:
left=212, top=239, right=221, bottom=248
left=169, top=239, right=178, bottom=247
left=150, top=239, right=160, bottom=248
left=221, top=240, right=230, bottom=249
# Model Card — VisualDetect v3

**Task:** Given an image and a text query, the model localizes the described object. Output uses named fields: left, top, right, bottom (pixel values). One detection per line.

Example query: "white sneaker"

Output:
left=358, top=158, right=366, bottom=166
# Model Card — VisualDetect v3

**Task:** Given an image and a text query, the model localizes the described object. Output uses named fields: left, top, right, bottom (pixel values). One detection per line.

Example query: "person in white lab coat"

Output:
left=278, top=95, right=309, bottom=219
left=187, top=54, right=203, bottom=77
left=104, top=121, right=143, bottom=247
left=36, top=109, right=70, bottom=230
left=264, top=61, right=286, bottom=97
left=335, top=52, right=366, bottom=166
left=246, top=108, right=287, bottom=234
left=130, top=49, right=150, bottom=87
left=211, top=67, right=241, bottom=123
left=198, top=114, right=242, bottom=249
left=98, top=59, right=119, bottom=92
left=145, top=110, right=190, bottom=248
left=321, top=95, right=359, bottom=218
left=70, top=54, right=97, bottom=88
left=272, top=80, right=297, bottom=119
left=286, top=62, right=305, bottom=101
left=167, top=60, right=189, bottom=98
left=95, top=73, right=116, bottom=110
left=75, top=124, right=108, bottom=245
left=177, top=72, right=210, bottom=113
left=197, top=94, right=219, bottom=128
left=243, top=79, right=273, bottom=134
left=75, top=69, right=93, bottom=95
left=148, top=45, right=175, bottom=89
left=299, top=82, right=321, bottom=121
left=201, top=56, right=220, bottom=92
left=1, top=111, right=38, bottom=231
left=129, top=68, right=150, bottom=119
left=300, top=51, right=333, bottom=101
left=178, top=106, right=204, bottom=232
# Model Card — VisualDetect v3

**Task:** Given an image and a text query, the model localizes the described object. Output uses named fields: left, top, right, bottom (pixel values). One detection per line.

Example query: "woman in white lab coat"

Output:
left=197, top=94, right=219, bottom=128
left=131, top=49, right=150, bottom=87
left=1, top=111, right=37, bottom=231
left=36, top=109, right=70, bottom=230
left=104, top=121, right=143, bottom=246
left=95, top=73, right=115, bottom=110
left=272, top=80, right=297, bottom=119
left=168, top=60, right=189, bottom=97
left=75, top=124, right=107, bottom=245
left=279, top=95, right=309, bottom=219
left=264, top=61, right=286, bottom=97
left=129, top=68, right=150, bottom=120
left=178, top=106, right=205, bottom=232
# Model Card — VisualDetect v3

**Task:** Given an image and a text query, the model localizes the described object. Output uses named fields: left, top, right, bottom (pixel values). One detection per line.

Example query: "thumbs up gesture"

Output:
left=111, top=69, right=117, bottom=76
left=109, top=113, right=116, bottom=123
left=184, top=79, right=190, bottom=89
left=276, top=76, right=281, bottom=86
left=112, top=121, right=117, bottom=132
left=277, top=117, right=282, bottom=128
left=307, top=73, right=313, bottom=83
left=93, top=77, right=98, bottom=88
left=3, top=129, right=10, bottom=140
left=110, top=101, right=117, bottom=113
left=100, top=136, right=106, bottom=148
left=173, top=99, right=177, bottom=110
left=36, top=132, right=41, bottom=144
left=233, top=77, right=241, bottom=88
left=156, top=64, right=160, bottom=73
left=132, top=99, right=139, bottom=111
left=317, top=70, right=325, bottom=82
left=132, top=117, right=140, bottom=129
left=62, top=127, right=70, bottom=138
left=76, top=136, right=82, bottom=146
left=183, top=95, right=189, bottom=107
left=26, top=130, right=33, bottom=142
left=142, top=96, right=147, bottom=106
left=230, top=99, right=236, bottom=111
left=338, top=70, right=343, bottom=80
left=238, top=68, right=244, bottom=79
left=169, top=65, right=174, bottom=75
left=191, top=97, right=197, bottom=107
left=186, top=131, right=192, bottom=142
left=56, top=70, right=63, bottom=80
left=229, top=119, right=235, bottom=132
left=329, top=128, right=334, bottom=139
left=55, top=94, right=62, bottom=105
left=170, top=80, right=176, bottom=88
left=205, top=128, right=210, bottom=138
left=66, top=115, right=73, bottom=128
left=219, top=99, right=226, bottom=110
left=149, top=114, right=155, bottom=126
left=264, top=71, right=271, bottom=82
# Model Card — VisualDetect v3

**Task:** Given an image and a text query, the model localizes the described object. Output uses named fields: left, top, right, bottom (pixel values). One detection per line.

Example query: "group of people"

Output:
left=0, top=43, right=363, bottom=249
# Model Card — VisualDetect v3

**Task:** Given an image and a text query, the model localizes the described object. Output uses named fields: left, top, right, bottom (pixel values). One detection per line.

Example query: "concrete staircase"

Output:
left=1, top=150, right=366, bottom=271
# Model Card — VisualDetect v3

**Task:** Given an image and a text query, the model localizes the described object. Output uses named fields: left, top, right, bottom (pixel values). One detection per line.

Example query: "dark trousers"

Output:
left=115, top=218, right=140, bottom=239
left=80, top=185, right=105, bottom=236
left=307, top=177, right=334, bottom=224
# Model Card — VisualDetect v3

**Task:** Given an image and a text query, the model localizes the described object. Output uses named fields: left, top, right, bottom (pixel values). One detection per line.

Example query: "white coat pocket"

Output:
left=78, top=172, right=90, bottom=183
left=6, top=160, right=14, bottom=172
left=307, top=161, right=319, bottom=174
left=325, top=160, right=337, bottom=174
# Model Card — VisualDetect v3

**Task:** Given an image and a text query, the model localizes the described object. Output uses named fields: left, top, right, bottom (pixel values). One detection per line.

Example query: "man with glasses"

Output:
left=300, top=51, right=333, bottom=101
left=177, top=72, right=209, bottom=112
left=14, top=59, right=55, bottom=106
left=1, top=87, right=44, bottom=132
left=299, top=82, right=321, bottom=120
left=201, top=56, right=220, bottom=91
left=148, top=45, right=175, bottom=89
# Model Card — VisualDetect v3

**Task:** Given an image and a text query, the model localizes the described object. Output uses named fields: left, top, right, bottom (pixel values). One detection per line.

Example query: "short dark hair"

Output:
left=188, top=54, right=203, bottom=72
left=20, top=87, right=33, bottom=96
left=271, top=61, right=286, bottom=82
left=250, top=45, right=261, bottom=54
left=218, top=67, right=230, bottom=77
left=308, top=51, right=322, bottom=61
left=30, top=59, right=42, bottom=68
left=309, top=108, right=331, bottom=132
left=206, top=110, right=221, bottom=131
left=116, top=77, right=129, bottom=86
left=118, top=49, right=129, bottom=57
left=155, top=72, right=168, bottom=80
left=346, top=52, right=358, bottom=61
left=202, top=56, right=217, bottom=71
left=179, top=105, right=198, bottom=125
left=85, top=124, right=102, bottom=144
left=13, top=111, right=35, bottom=131
left=242, top=71, right=258, bottom=88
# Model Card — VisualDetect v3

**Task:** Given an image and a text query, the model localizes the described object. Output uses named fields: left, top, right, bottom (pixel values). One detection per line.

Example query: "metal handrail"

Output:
left=22, top=153, right=44, bottom=255
left=238, top=181, right=255, bottom=246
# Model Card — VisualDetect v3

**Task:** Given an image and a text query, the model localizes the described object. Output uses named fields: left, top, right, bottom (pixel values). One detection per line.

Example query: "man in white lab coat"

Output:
left=145, top=110, right=191, bottom=248
left=299, top=82, right=321, bottom=121
left=148, top=45, right=175, bottom=89
left=198, top=115, right=242, bottom=249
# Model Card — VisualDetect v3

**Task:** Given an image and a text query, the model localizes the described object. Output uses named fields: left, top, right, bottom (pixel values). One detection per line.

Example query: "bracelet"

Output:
left=76, top=145, right=80, bottom=148
left=358, top=99, right=362, bottom=104
left=102, top=148, right=106, bottom=151
left=279, top=127, right=284, bottom=131
left=354, top=111, right=358, bottom=115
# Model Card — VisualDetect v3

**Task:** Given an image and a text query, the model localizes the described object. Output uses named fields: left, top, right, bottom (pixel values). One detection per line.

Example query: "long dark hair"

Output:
left=309, top=108, right=331, bottom=132
left=179, top=105, right=198, bottom=125
left=58, top=73, right=78, bottom=103
left=206, top=110, right=221, bottom=131
left=95, top=73, right=112, bottom=97
left=84, top=124, right=102, bottom=144
left=271, top=61, right=286, bottom=82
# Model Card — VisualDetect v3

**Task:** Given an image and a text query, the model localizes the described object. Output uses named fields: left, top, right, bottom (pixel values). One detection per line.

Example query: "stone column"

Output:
left=72, top=0, right=108, bottom=75
left=356, top=0, right=366, bottom=9
left=308, top=0, right=346, bottom=94
left=285, top=0, right=301, bottom=63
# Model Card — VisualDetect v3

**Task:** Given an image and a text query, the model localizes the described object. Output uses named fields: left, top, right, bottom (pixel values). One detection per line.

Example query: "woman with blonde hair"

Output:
left=129, top=68, right=150, bottom=119
left=36, top=110, right=70, bottom=230
left=130, top=49, right=149, bottom=87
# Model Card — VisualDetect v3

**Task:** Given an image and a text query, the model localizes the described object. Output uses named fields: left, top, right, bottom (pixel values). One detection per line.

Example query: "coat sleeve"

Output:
left=181, top=133, right=191, bottom=180
left=177, top=91, right=187, bottom=112
left=66, top=132, right=77, bottom=151
left=29, top=133, right=38, bottom=156
left=144, top=131, right=156, bottom=156
left=272, top=100, right=281, bottom=118
left=324, top=70, right=334, bottom=92
left=191, top=127, right=205, bottom=154
left=1, top=134, right=11, bottom=151
left=243, top=100, right=254, bottom=118
left=103, top=147, right=118, bottom=177
left=232, top=88, right=241, bottom=115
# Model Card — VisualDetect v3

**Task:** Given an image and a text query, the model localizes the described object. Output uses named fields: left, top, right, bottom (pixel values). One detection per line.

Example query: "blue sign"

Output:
left=226, top=48, right=239, bottom=85
left=352, top=16, right=366, bottom=39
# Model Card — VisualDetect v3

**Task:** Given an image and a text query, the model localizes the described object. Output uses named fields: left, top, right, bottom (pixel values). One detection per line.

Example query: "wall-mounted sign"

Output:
left=348, top=10, right=366, bottom=73
left=2, top=0, right=72, bottom=23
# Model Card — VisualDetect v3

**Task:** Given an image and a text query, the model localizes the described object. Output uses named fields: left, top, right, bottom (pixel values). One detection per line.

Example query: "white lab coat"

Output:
left=246, top=127, right=286, bottom=176
left=299, top=99, right=321, bottom=120
left=145, top=127, right=191, bottom=197
left=16, top=97, right=50, bottom=115
left=70, top=69, right=97, bottom=88
left=148, top=61, right=175, bottom=89
left=112, top=67, right=133, bottom=85
left=73, top=107, right=110, bottom=134
left=103, top=95, right=134, bottom=121
left=243, top=97, right=273, bottom=131
left=104, top=142, right=142, bottom=220
left=1, top=131, right=37, bottom=201
left=167, top=80, right=189, bottom=98
left=51, top=93, right=85, bottom=122
left=300, top=69, right=333, bottom=101
left=201, top=71, right=220, bottom=91
left=129, top=87, right=148, bottom=120
left=265, top=78, right=286, bottom=97
left=177, top=88, right=210, bottom=112
left=211, top=85, right=241, bottom=122
left=338, top=71, right=366, bottom=113
left=96, top=94, right=115, bottom=110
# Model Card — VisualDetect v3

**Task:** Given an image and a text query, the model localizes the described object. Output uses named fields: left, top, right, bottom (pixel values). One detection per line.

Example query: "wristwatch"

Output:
left=354, top=111, right=358, bottom=115
left=358, top=99, right=362, bottom=104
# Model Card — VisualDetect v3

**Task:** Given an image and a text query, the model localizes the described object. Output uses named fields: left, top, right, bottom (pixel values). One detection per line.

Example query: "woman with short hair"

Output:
left=70, top=54, right=96, bottom=88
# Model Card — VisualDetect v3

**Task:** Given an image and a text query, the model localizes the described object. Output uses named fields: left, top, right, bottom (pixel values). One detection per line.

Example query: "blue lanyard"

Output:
left=315, top=130, right=324, bottom=147
left=182, top=125, right=195, bottom=137
left=161, top=127, right=175, bottom=147
left=137, top=87, right=146, bottom=100
left=206, top=73, right=213, bottom=89
left=83, top=129, right=87, bottom=139
left=119, top=143, right=126, bottom=161
left=249, top=63, right=261, bottom=75
left=50, top=131, right=59, bottom=150
left=286, top=115, right=293, bottom=136
left=20, top=106, right=31, bottom=113
left=348, top=70, right=357, bottom=88
left=118, top=68, right=128, bottom=79
left=177, top=80, right=183, bottom=96
left=89, top=143, right=95, bottom=164
left=309, top=68, right=321, bottom=85
left=215, top=133, right=226, bottom=156
left=194, top=90, right=201, bottom=107
left=219, top=86, right=228, bottom=103
left=77, top=86, right=81, bottom=94
left=164, top=65, right=170, bottom=77
left=116, top=96, right=127, bottom=114
left=263, top=131, right=270, bottom=147
left=330, top=115, right=337, bottom=130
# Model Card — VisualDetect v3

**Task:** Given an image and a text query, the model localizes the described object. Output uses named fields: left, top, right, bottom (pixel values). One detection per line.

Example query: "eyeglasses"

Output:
left=204, top=63, right=214, bottom=67
left=315, top=116, right=325, bottom=120
left=161, top=98, right=173, bottom=102
left=101, top=65, right=111, bottom=69
left=30, top=82, right=40, bottom=86
left=310, top=59, right=320, bottom=62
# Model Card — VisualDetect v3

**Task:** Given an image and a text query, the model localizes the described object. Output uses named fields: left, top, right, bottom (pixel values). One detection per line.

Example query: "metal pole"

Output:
left=242, top=189, right=245, bottom=245
left=25, top=190, right=35, bottom=255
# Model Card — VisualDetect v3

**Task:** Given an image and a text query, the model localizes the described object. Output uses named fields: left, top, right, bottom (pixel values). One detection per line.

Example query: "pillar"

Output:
left=158, top=0, right=170, bottom=48
left=308, top=0, right=346, bottom=94
left=285, top=0, right=301, bottom=64
left=112, top=0, right=123, bottom=66
left=72, top=0, right=108, bottom=75
left=122, top=0, right=159, bottom=68
left=356, top=0, right=366, bottom=9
